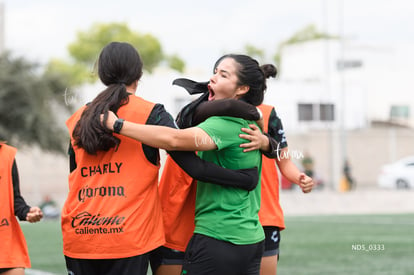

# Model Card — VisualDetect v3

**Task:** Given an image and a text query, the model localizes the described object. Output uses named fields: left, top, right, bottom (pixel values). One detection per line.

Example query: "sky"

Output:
left=2, top=0, right=414, bottom=70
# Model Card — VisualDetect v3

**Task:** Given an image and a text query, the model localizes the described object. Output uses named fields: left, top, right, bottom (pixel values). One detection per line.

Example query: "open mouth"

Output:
left=207, top=84, right=215, bottom=101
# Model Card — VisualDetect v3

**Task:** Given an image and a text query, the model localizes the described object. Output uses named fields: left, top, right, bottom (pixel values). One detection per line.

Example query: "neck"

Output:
left=126, top=81, right=137, bottom=94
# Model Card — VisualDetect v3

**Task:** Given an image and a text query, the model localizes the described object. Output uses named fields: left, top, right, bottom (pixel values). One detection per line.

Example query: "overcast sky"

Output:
left=2, top=0, right=414, bottom=70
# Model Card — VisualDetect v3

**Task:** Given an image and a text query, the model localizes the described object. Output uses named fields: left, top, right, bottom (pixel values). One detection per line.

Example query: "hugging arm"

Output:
left=169, top=151, right=258, bottom=191
left=192, top=99, right=261, bottom=125
left=149, top=104, right=259, bottom=191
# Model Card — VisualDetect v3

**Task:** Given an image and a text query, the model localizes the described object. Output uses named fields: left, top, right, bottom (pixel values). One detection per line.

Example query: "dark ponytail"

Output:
left=260, top=64, right=277, bottom=95
left=72, top=42, right=143, bottom=155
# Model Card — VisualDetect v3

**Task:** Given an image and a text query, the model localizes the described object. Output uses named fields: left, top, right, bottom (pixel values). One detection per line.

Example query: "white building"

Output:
left=262, top=39, right=414, bottom=132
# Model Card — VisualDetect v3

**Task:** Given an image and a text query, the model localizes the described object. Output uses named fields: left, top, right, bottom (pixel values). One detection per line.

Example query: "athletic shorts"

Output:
left=181, top=233, right=265, bottom=275
left=0, top=268, right=13, bottom=274
left=64, top=254, right=149, bottom=275
left=148, top=246, right=185, bottom=272
left=263, top=226, right=281, bottom=257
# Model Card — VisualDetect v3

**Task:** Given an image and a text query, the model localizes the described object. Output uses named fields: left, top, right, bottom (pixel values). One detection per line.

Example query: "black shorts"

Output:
left=182, top=233, right=264, bottom=275
left=263, top=226, right=281, bottom=257
left=0, top=268, right=13, bottom=274
left=149, top=246, right=185, bottom=272
left=65, top=254, right=149, bottom=275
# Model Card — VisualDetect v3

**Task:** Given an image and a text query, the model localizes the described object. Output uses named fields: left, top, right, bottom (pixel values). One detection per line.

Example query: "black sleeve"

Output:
left=262, top=108, right=288, bottom=159
left=192, top=99, right=260, bottom=125
left=169, top=151, right=259, bottom=191
left=68, top=142, right=77, bottom=172
left=12, top=160, right=30, bottom=221
left=149, top=104, right=259, bottom=191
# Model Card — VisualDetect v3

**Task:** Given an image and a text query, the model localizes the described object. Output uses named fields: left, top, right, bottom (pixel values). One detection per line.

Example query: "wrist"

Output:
left=113, top=118, right=125, bottom=134
left=260, top=134, right=270, bottom=151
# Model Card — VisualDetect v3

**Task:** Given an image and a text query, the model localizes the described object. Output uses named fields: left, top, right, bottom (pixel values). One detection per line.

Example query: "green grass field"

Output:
left=21, top=213, right=414, bottom=275
left=278, top=214, right=414, bottom=275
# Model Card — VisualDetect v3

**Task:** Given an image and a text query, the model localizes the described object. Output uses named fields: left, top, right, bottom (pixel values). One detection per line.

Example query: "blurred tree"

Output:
left=274, top=24, right=338, bottom=68
left=1, top=23, right=186, bottom=154
left=47, top=22, right=185, bottom=85
left=244, top=44, right=265, bottom=63
left=0, top=52, right=73, bottom=154
left=166, top=54, right=185, bottom=73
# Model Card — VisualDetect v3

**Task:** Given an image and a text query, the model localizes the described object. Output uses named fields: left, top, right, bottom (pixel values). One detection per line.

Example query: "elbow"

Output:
left=163, top=132, right=183, bottom=151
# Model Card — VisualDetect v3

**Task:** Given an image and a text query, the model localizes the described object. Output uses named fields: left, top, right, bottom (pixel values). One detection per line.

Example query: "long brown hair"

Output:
left=72, top=42, right=143, bottom=155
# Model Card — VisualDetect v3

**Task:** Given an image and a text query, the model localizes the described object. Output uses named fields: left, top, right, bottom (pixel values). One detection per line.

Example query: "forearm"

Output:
left=120, top=121, right=187, bottom=150
left=193, top=99, right=260, bottom=125
left=119, top=121, right=215, bottom=151
left=14, top=196, right=30, bottom=221
left=277, top=157, right=302, bottom=185
left=261, top=133, right=279, bottom=159
left=169, top=151, right=259, bottom=191
left=12, top=161, right=30, bottom=221
left=259, top=133, right=271, bottom=153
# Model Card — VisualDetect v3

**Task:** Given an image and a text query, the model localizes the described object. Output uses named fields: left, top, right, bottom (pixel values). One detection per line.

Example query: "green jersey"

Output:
left=195, top=116, right=264, bottom=245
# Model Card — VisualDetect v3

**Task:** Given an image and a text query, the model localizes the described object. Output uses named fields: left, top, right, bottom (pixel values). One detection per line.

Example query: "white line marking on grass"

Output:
left=287, top=217, right=414, bottom=226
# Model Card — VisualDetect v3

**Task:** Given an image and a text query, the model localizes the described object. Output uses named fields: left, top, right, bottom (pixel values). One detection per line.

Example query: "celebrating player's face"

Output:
left=208, top=58, right=243, bottom=101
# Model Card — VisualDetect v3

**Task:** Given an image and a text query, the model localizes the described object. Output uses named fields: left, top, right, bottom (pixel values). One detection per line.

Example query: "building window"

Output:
left=298, top=104, right=314, bottom=121
left=298, top=103, right=335, bottom=122
left=320, top=103, right=335, bottom=121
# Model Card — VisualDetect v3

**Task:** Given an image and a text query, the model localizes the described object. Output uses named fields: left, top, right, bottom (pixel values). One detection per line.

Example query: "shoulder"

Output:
left=202, top=116, right=247, bottom=124
left=147, top=104, right=176, bottom=128
left=0, top=144, right=17, bottom=154
left=0, top=144, right=17, bottom=162
left=198, top=116, right=250, bottom=132
left=129, top=95, right=156, bottom=106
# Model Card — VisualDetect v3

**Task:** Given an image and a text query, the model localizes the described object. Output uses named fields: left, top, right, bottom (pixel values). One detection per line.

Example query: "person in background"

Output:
left=340, top=159, right=355, bottom=191
left=39, top=195, right=59, bottom=219
left=62, top=42, right=259, bottom=275
left=0, top=141, right=43, bottom=275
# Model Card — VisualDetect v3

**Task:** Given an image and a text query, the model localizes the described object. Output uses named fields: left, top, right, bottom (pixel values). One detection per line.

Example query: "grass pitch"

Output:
left=21, top=213, right=414, bottom=275
left=278, top=213, right=414, bottom=275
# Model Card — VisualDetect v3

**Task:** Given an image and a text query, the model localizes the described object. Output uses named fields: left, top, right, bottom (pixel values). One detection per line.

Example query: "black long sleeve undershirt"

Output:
left=12, top=160, right=30, bottom=221
left=192, top=99, right=260, bottom=126
left=168, top=151, right=258, bottom=191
